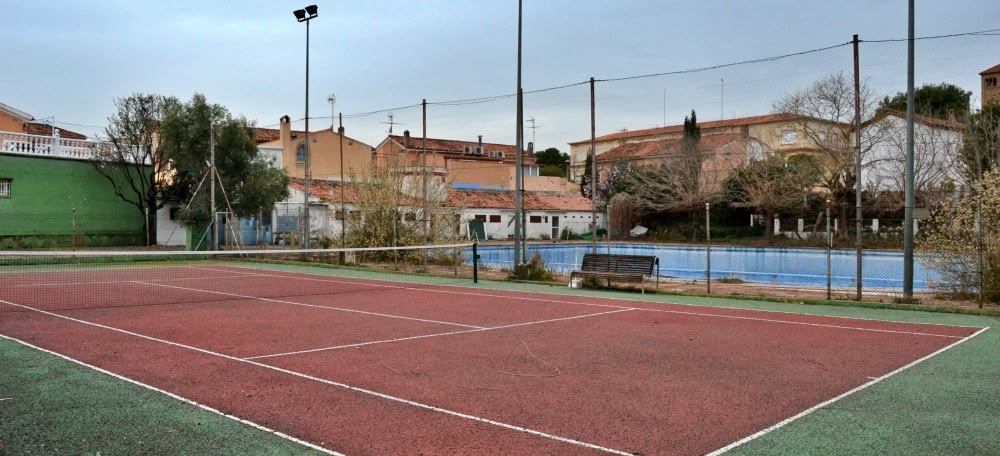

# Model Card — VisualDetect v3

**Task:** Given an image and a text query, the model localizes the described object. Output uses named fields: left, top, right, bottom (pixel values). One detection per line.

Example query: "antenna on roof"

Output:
left=380, top=112, right=403, bottom=135
left=327, top=94, right=336, bottom=132
left=527, top=116, right=541, bottom=145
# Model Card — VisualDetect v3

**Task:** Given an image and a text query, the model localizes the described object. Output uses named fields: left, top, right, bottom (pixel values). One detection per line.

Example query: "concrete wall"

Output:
left=0, top=154, right=145, bottom=246
left=281, top=120, right=373, bottom=181
left=458, top=208, right=603, bottom=241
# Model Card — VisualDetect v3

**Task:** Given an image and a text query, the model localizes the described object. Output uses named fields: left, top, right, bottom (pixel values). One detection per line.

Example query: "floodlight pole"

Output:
left=294, top=5, right=318, bottom=249
left=853, top=34, right=862, bottom=301
left=513, top=0, right=523, bottom=267
left=210, top=124, right=217, bottom=250
left=590, top=77, right=597, bottom=254
left=903, top=0, right=916, bottom=299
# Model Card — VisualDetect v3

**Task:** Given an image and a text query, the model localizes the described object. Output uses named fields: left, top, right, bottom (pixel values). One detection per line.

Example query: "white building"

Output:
left=862, top=110, right=964, bottom=196
left=446, top=189, right=603, bottom=241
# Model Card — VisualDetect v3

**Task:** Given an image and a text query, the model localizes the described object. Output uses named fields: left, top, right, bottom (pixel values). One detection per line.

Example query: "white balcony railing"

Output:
left=0, top=130, right=147, bottom=164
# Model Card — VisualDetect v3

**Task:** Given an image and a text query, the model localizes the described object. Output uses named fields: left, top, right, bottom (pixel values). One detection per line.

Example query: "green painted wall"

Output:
left=0, top=154, right=145, bottom=247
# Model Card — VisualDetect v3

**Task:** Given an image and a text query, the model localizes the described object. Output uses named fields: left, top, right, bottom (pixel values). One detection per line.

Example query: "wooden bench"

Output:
left=569, top=253, right=659, bottom=293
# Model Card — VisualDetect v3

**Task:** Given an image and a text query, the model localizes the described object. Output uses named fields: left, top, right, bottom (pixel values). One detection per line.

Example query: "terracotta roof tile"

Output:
left=569, top=113, right=807, bottom=145
left=387, top=135, right=534, bottom=163
left=868, top=110, right=964, bottom=131
left=254, top=127, right=305, bottom=144
left=289, top=180, right=422, bottom=207
left=596, top=133, right=747, bottom=163
left=446, top=189, right=592, bottom=212
left=23, top=122, right=87, bottom=139
left=980, top=63, right=1000, bottom=75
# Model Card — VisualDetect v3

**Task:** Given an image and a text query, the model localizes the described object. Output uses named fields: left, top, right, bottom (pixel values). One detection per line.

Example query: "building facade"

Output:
left=982, top=63, right=1000, bottom=107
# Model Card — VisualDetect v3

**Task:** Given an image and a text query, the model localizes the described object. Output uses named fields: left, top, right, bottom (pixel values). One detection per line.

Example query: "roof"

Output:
left=596, top=133, right=748, bottom=163
left=289, top=179, right=422, bottom=207
left=446, top=189, right=593, bottom=212
left=866, top=109, right=964, bottom=131
left=23, top=122, right=87, bottom=139
left=0, top=102, right=33, bottom=120
left=384, top=134, right=533, bottom=163
left=980, top=63, right=1000, bottom=75
left=569, top=113, right=808, bottom=145
left=254, top=127, right=305, bottom=144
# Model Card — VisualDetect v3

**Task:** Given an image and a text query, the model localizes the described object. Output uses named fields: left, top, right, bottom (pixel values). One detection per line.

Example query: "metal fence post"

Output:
left=472, top=242, right=480, bottom=284
left=826, top=200, right=832, bottom=300
left=706, top=203, right=712, bottom=294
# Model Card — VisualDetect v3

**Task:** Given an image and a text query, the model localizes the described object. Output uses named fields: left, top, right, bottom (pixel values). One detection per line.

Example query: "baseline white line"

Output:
left=0, top=299, right=635, bottom=455
left=638, top=307, right=967, bottom=339
left=244, top=308, right=636, bottom=360
left=191, top=267, right=970, bottom=339
left=705, top=326, right=990, bottom=456
left=0, top=397, right=12, bottom=402
left=0, top=332, right=341, bottom=456
left=195, top=265, right=988, bottom=330
left=136, top=281, right=484, bottom=330
left=14, top=275, right=258, bottom=288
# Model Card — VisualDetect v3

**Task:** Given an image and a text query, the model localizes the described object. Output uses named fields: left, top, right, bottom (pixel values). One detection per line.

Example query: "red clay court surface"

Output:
left=0, top=265, right=985, bottom=455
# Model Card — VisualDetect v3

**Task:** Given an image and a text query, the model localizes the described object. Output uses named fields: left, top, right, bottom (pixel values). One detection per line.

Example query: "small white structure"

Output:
left=446, top=189, right=603, bottom=241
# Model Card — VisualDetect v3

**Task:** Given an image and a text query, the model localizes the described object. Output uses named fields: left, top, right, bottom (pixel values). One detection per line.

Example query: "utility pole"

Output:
left=903, top=1, right=916, bottom=299
left=422, top=99, right=429, bottom=264
left=513, top=0, right=523, bottom=267
left=338, top=113, right=346, bottom=256
left=590, top=76, right=597, bottom=254
left=853, top=34, right=863, bottom=301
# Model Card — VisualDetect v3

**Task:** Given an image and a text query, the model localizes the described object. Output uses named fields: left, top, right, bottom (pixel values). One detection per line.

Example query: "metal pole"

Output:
left=339, top=114, right=346, bottom=260
left=590, top=76, right=597, bottom=254
left=513, top=0, right=523, bottom=267
left=706, top=203, right=712, bottom=294
left=826, top=200, right=832, bottom=300
left=853, top=34, right=863, bottom=301
left=303, top=18, right=312, bottom=250
left=422, top=99, right=429, bottom=266
left=210, top=124, right=216, bottom=250
left=902, top=1, right=916, bottom=299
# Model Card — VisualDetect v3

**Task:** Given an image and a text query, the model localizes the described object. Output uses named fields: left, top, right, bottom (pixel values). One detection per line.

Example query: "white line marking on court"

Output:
left=637, top=307, right=967, bottom=339
left=190, top=267, right=970, bottom=339
left=0, top=299, right=635, bottom=455
left=135, top=281, right=485, bottom=330
left=244, top=308, right=636, bottom=360
left=14, top=275, right=257, bottom=287
left=0, top=397, right=12, bottom=402
left=0, top=332, right=342, bottom=456
left=705, top=326, right=990, bottom=456
left=195, top=265, right=987, bottom=330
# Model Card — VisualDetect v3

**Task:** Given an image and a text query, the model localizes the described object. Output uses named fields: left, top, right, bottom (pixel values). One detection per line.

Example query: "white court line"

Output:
left=706, top=326, right=990, bottom=455
left=135, top=281, right=484, bottom=330
left=0, top=332, right=342, bottom=456
left=192, top=267, right=973, bottom=339
left=14, top=275, right=258, bottom=288
left=244, top=308, right=636, bottom=360
left=0, top=299, right=635, bottom=456
left=0, top=397, right=12, bottom=402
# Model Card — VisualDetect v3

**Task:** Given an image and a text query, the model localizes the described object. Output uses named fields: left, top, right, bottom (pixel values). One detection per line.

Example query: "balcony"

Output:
left=0, top=131, right=147, bottom=164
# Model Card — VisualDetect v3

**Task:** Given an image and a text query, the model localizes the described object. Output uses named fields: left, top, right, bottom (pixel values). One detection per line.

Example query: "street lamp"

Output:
left=294, top=4, right=318, bottom=249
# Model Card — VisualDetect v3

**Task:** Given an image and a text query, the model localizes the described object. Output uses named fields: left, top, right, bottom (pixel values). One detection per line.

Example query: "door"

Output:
left=551, top=216, right=560, bottom=240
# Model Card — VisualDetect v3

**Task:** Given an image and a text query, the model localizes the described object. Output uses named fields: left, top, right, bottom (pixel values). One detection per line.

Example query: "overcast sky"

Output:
left=2, top=1, right=998, bottom=151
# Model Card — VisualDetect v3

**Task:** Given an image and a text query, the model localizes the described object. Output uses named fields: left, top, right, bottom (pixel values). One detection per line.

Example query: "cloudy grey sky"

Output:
left=2, top=1, right=998, bottom=151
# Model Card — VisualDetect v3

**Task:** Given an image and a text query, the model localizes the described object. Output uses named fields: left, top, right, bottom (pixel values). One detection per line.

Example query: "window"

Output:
left=780, top=130, right=798, bottom=145
left=168, top=207, right=180, bottom=220
left=529, top=215, right=542, bottom=223
left=489, top=215, right=501, bottom=223
left=988, top=77, right=998, bottom=88
left=0, top=178, right=10, bottom=198
left=474, top=214, right=487, bottom=221
left=296, top=143, right=306, bottom=164
left=334, top=210, right=344, bottom=221
left=404, top=212, right=417, bottom=221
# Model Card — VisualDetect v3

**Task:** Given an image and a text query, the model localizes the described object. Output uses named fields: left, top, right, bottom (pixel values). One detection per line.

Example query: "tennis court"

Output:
left=0, top=249, right=988, bottom=455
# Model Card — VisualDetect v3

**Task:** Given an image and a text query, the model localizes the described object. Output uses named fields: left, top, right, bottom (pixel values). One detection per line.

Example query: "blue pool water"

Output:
left=472, top=243, right=942, bottom=291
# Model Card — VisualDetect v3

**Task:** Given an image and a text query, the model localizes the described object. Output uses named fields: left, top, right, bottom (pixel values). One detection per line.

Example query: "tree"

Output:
left=534, top=147, right=569, bottom=167
left=773, top=72, right=888, bottom=240
left=921, top=167, right=1000, bottom=303
left=579, top=153, right=594, bottom=198
left=91, top=93, right=172, bottom=245
left=878, top=82, right=972, bottom=121
left=723, top=154, right=818, bottom=236
left=156, top=94, right=289, bottom=227
left=958, top=102, right=1000, bottom=185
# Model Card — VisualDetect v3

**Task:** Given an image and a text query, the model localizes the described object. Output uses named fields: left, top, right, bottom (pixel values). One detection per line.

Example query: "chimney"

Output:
left=947, top=109, right=957, bottom=125
left=403, top=130, right=410, bottom=148
left=478, top=135, right=483, bottom=148
left=279, top=115, right=291, bottom=147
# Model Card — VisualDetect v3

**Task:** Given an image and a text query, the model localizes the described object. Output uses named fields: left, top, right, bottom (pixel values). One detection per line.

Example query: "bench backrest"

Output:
left=580, top=253, right=658, bottom=275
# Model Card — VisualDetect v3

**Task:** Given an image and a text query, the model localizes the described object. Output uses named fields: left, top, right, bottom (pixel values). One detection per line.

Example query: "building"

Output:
left=1, top=102, right=146, bottom=247
left=374, top=132, right=538, bottom=190
left=256, top=115, right=375, bottom=182
left=862, top=110, right=964, bottom=199
left=446, top=189, right=600, bottom=241
left=567, top=113, right=834, bottom=181
left=982, top=63, right=1000, bottom=107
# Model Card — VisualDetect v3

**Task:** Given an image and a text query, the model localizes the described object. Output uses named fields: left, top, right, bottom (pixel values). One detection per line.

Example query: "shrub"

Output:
left=510, top=253, right=555, bottom=282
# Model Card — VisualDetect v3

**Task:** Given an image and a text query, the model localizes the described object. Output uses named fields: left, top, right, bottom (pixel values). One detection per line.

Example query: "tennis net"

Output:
left=0, top=243, right=477, bottom=312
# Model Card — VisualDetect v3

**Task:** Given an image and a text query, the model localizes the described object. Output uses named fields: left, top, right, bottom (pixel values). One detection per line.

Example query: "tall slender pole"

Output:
left=720, top=78, right=724, bottom=120
left=706, top=203, right=712, bottom=294
left=826, top=199, right=832, bottom=300
left=513, top=0, right=523, bottom=267
left=338, top=113, right=346, bottom=256
left=853, top=34, right=863, bottom=301
left=210, top=124, right=217, bottom=250
left=903, top=1, right=916, bottom=299
left=303, top=18, right=312, bottom=249
left=590, top=77, right=597, bottom=254
left=422, top=99, right=429, bottom=265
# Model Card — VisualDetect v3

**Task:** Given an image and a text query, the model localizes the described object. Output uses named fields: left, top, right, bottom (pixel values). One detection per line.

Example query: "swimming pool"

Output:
left=472, top=243, right=942, bottom=291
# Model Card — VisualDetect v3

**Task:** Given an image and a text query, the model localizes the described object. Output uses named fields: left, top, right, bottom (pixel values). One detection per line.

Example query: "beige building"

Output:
left=982, top=63, right=1000, bottom=107
left=373, top=132, right=538, bottom=190
left=255, top=115, right=374, bottom=182
left=568, top=113, right=835, bottom=181
left=0, top=102, right=86, bottom=139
